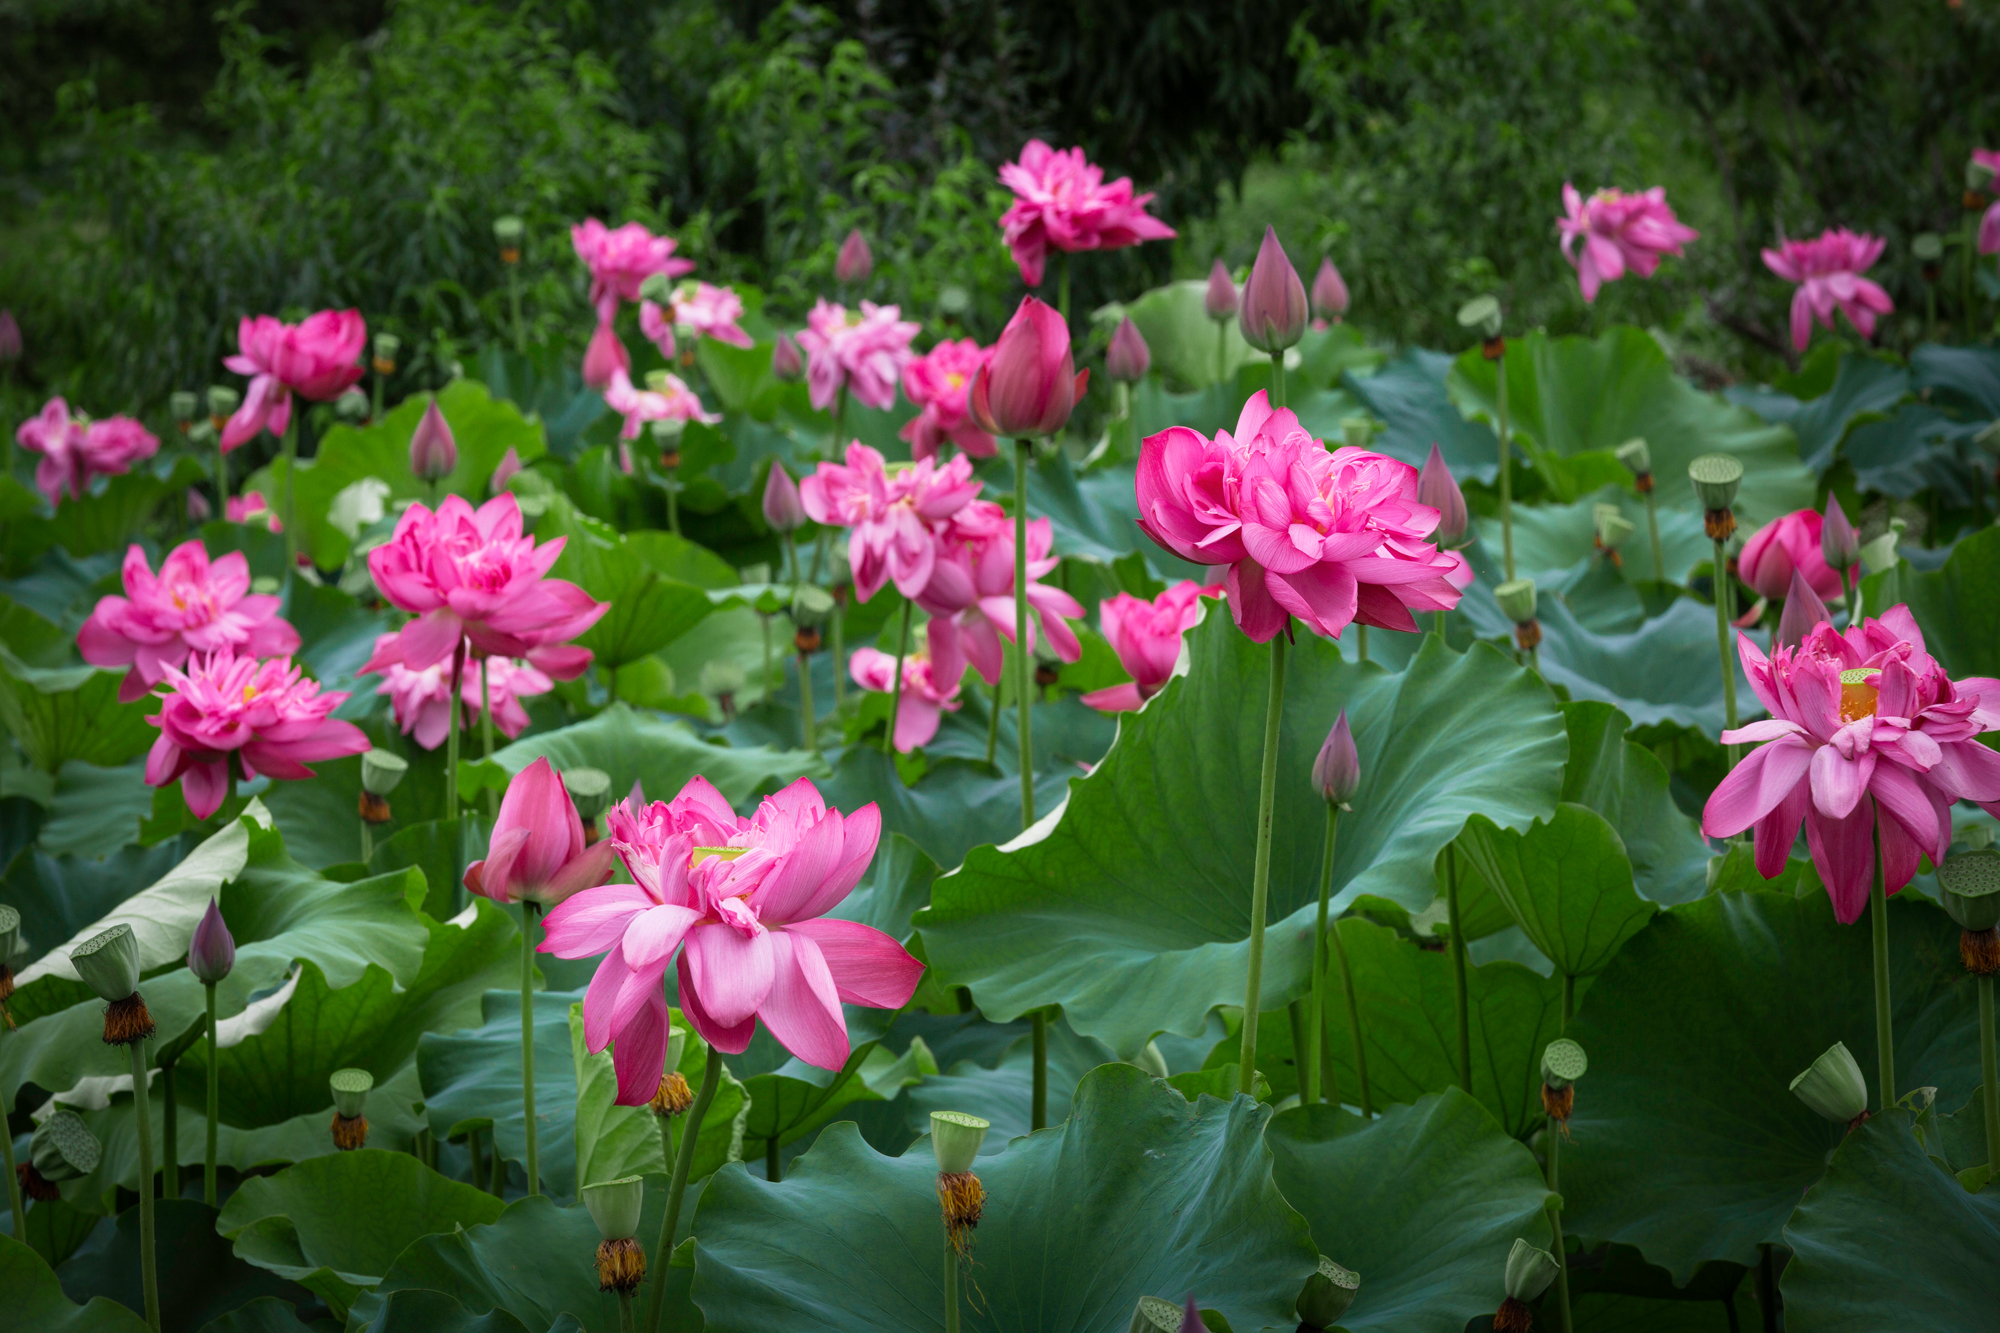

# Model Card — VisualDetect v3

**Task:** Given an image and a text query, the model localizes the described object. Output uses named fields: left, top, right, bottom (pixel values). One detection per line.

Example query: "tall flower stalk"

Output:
left=931, top=1111, right=990, bottom=1333
left=1539, top=1040, right=1587, bottom=1333
left=1307, top=716, right=1359, bottom=1107
left=0, top=906, right=22, bottom=1229
left=73, top=925, right=160, bottom=1331
left=1690, top=455, right=1744, bottom=766
left=1445, top=846, right=1472, bottom=1091
left=1938, top=849, right=2000, bottom=1169
left=188, top=900, right=235, bottom=1206
left=1460, top=297, right=1512, bottom=581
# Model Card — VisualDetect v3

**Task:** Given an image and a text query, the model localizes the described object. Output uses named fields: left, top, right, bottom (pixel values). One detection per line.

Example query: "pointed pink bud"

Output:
left=583, top=321, right=630, bottom=390
left=1312, top=711, right=1360, bottom=807
left=1204, top=260, right=1238, bottom=320
left=763, top=461, right=806, bottom=532
left=1312, top=256, right=1349, bottom=319
left=1776, top=568, right=1832, bottom=648
left=186, top=488, right=213, bottom=523
left=409, top=397, right=457, bottom=481
left=0, top=310, right=20, bottom=362
left=490, top=446, right=523, bottom=494
left=1821, top=493, right=1859, bottom=571
left=1418, top=444, right=1467, bottom=546
left=463, top=756, right=615, bottom=907
left=188, top=897, right=235, bottom=984
left=967, top=296, right=1082, bottom=437
left=1106, top=316, right=1150, bottom=383
left=771, top=331, right=805, bottom=381
left=836, top=228, right=873, bottom=285
left=1239, top=227, right=1308, bottom=354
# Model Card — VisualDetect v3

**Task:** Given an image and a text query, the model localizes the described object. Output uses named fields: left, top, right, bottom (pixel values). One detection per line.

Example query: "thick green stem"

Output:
left=1713, top=536, right=1740, bottom=768
left=215, top=436, right=229, bottom=511
left=1238, top=632, right=1289, bottom=1095
left=1870, top=835, right=1894, bottom=1109
left=509, top=264, right=525, bottom=355
left=1965, top=211, right=1977, bottom=330
left=1446, top=845, right=1472, bottom=1093
left=1031, top=1010, right=1048, bottom=1131
left=1546, top=1188, right=1573, bottom=1333
left=281, top=418, right=299, bottom=575
left=885, top=600, right=912, bottom=757
left=445, top=642, right=463, bottom=818
left=798, top=649, right=817, bottom=754
left=360, top=816, right=373, bottom=864
left=830, top=586, right=846, bottom=713
left=1980, top=974, right=1999, bottom=1172
left=481, top=660, right=498, bottom=822
left=131, top=1038, right=161, bottom=1332
left=1, top=1026, right=23, bottom=1231
left=944, top=1236, right=962, bottom=1333
left=1433, top=609, right=1446, bottom=641
left=618, top=1289, right=636, bottom=1333
left=1015, top=439, right=1035, bottom=830
left=985, top=679, right=1001, bottom=768
left=161, top=1062, right=178, bottom=1201
left=1269, top=351, right=1287, bottom=410
left=1496, top=348, right=1514, bottom=582
left=492, top=1129, right=505, bottom=1193
left=1307, top=804, right=1338, bottom=1105
left=1643, top=491, right=1664, bottom=583
left=1059, top=251, right=1072, bottom=333
left=1287, top=1000, right=1310, bottom=1100
left=761, top=614, right=774, bottom=704
left=1216, top=321, right=1228, bottom=389
left=521, top=901, right=540, bottom=1197
left=665, top=470, right=680, bottom=537
left=1357, top=625, right=1369, bottom=664
left=646, top=1045, right=722, bottom=1333
left=204, top=982, right=219, bottom=1205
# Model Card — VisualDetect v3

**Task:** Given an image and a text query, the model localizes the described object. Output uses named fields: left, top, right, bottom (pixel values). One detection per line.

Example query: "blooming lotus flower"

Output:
left=544, top=776, right=921, bottom=1097
left=640, top=283, right=753, bottom=358
left=795, top=300, right=920, bottom=412
left=918, top=502, right=1084, bottom=685
left=1105, top=316, right=1150, bottom=383
left=1080, top=580, right=1206, bottom=712
left=220, top=310, right=367, bottom=451
left=409, top=398, right=457, bottom=481
left=799, top=443, right=982, bottom=602
left=836, top=229, right=873, bottom=284
left=1312, top=257, right=1350, bottom=321
left=145, top=651, right=370, bottom=820
left=465, top=758, right=619, bottom=906
left=1136, top=392, right=1473, bottom=642
left=1702, top=606, right=2000, bottom=922
left=227, top=491, right=280, bottom=531
left=1762, top=230, right=1893, bottom=352
left=899, top=338, right=996, bottom=461
left=967, top=296, right=1087, bottom=439
left=997, top=140, right=1176, bottom=287
left=79, top=541, right=302, bottom=703
left=366, top=635, right=554, bottom=749
left=582, top=321, right=632, bottom=391
left=571, top=219, right=694, bottom=324
left=15, top=399, right=161, bottom=505
left=364, top=492, right=607, bottom=679
left=849, top=620, right=967, bottom=752
left=1557, top=184, right=1699, bottom=303
left=1739, top=508, right=1844, bottom=602
left=603, top=368, right=717, bottom=444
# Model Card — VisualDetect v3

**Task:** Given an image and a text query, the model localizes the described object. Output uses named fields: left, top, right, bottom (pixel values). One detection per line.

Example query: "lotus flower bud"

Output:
left=1495, top=578, right=1538, bottom=626
left=186, top=489, right=213, bottom=523
left=330, top=1068, right=373, bottom=1149
left=583, top=321, right=630, bottom=391
left=207, top=385, right=241, bottom=423
left=1775, top=569, right=1832, bottom=651
left=1688, top=453, right=1743, bottom=514
left=170, top=391, right=198, bottom=426
left=1296, top=1256, right=1360, bottom=1330
left=1418, top=444, right=1468, bottom=547
left=1858, top=518, right=1906, bottom=576
left=583, top=1175, right=649, bottom=1292
left=30, top=1110, right=101, bottom=1190
left=1790, top=1041, right=1867, bottom=1125
left=1129, top=1297, right=1182, bottom=1333
left=187, top=898, right=235, bottom=985
left=0, top=310, right=20, bottom=362
left=969, top=296, right=1086, bottom=438
left=1938, top=849, right=2000, bottom=974
left=334, top=386, right=370, bottom=423
left=1238, top=228, right=1307, bottom=353
left=409, top=398, right=458, bottom=481
left=72, top=924, right=140, bottom=1004
left=1311, top=257, right=1349, bottom=320
left=373, top=332, right=401, bottom=376
left=491, top=446, right=524, bottom=494
left=1204, top=259, right=1239, bottom=320
left=771, top=332, right=805, bottom=382
left=1312, top=712, right=1360, bottom=809
left=1106, top=316, right=1151, bottom=383
left=1505, top=1238, right=1562, bottom=1303
left=1821, top=495, right=1859, bottom=571
left=565, top=767, right=613, bottom=823
left=1456, top=295, right=1503, bottom=341
left=836, top=228, right=873, bottom=285
left=763, top=461, right=806, bottom=533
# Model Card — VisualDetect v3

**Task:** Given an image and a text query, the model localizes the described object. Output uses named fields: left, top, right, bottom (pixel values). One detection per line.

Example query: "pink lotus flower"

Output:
left=1761, top=230, right=1894, bottom=352
left=227, top=492, right=280, bottom=531
left=799, top=443, right=982, bottom=602
left=1312, top=257, right=1350, bottom=321
left=79, top=541, right=302, bottom=703
left=967, top=296, right=1087, bottom=439
left=836, top=228, right=873, bottom=285
left=364, top=493, right=606, bottom=680
left=899, top=338, right=996, bottom=461
left=603, top=368, right=718, bottom=444
left=1739, top=508, right=1845, bottom=603
left=1105, top=317, right=1150, bottom=383
left=1702, top=606, right=2000, bottom=923
left=582, top=322, right=631, bottom=391
left=916, top=502, right=1084, bottom=685
left=639, top=283, right=754, bottom=358
left=1081, top=581, right=1207, bottom=712
left=763, top=461, right=806, bottom=533
left=570, top=219, right=695, bottom=324
left=464, top=757, right=619, bottom=906
left=409, top=398, right=457, bottom=481
left=144, top=651, right=370, bottom=820
left=795, top=300, right=920, bottom=412
left=1976, top=150, right=2000, bottom=255
left=366, top=635, right=554, bottom=750
left=544, top=776, right=921, bottom=1097
left=849, top=619, right=967, bottom=752
left=220, top=310, right=367, bottom=451
left=15, top=399, right=161, bottom=505
left=997, top=140, right=1176, bottom=287
left=1557, top=184, right=1699, bottom=303
left=1135, top=392, right=1472, bottom=642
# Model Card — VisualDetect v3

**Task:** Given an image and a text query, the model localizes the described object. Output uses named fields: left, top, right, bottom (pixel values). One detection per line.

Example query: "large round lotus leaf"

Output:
left=0, top=1235, right=148, bottom=1332
left=1870, top=523, right=2000, bottom=678
left=53, top=1199, right=301, bottom=1331
left=1564, top=891, right=1981, bottom=1283
left=1264, top=1091, right=1552, bottom=1332
left=490, top=704, right=819, bottom=814
left=1779, top=1111, right=2000, bottom=1330
left=1481, top=485, right=1710, bottom=585
left=349, top=1289, right=544, bottom=1333
left=197, top=1295, right=325, bottom=1332
left=1724, top=349, right=1910, bottom=475
left=419, top=989, right=588, bottom=1197
left=691, top=1064, right=1319, bottom=1333
left=539, top=499, right=715, bottom=671
left=1347, top=348, right=1504, bottom=484
left=1551, top=703, right=1709, bottom=907
left=1453, top=804, right=1655, bottom=980
left=918, top=611, right=1566, bottom=1058
left=571, top=1004, right=750, bottom=1190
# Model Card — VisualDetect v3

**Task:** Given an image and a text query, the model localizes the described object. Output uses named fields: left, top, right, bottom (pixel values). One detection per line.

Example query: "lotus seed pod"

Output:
left=638, top=273, right=675, bottom=306
left=1504, top=1237, right=1562, bottom=1302
left=1595, top=506, right=1635, bottom=550
left=170, top=391, right=199, bottom=425
left=1858, top=518, right=1907, bottom=576
left=361, top=749, right=409, bottom=797
left=72, top=924, right=141, bottom=1003
left=330, top=1068, right=374, bottom=1120
left=1790, top=1041, right=1868, bottom=1124
left=1615, top=437, right=1651, bottom=477
left=492, top=215, right=525, bottom=245
left=1456, top=295, right=1503, bottom=340
left=1495, top=578, right=1538, bottom=626
left=31, top=1110, right=102, bottom=1184
left=0, top=905, right=18, bottom=971
left=1912, top=232, right=1944, bottom=263
left=701, top=661, right=746, bottom=698
left=1296, top=1254, right=1361, bottom=1328
left=1541, top=1038, right=1588, bottom=1091
left=373, top=332, right=401, bottom=366
left=1687, top=454, right=1744, bottom=513
left=1937, top=849, right=2000, bottom=972
left=335, top=386, right=370, bottom=423
left=207, top=385, right=241, bottom=419
left=564, top=768, right=613, bottom=823
left=1129, top=1296, right=1182, bottom=1333
left=582, top=1175, right=646, bottom=1242
left=930, top=1111, right=990, bottom=1175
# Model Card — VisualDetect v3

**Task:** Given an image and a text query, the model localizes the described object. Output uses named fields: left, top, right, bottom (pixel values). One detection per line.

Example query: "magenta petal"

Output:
left=537, top=838, right=621, bottom=906
left=1701, top=737, right=1812, bottom=838
left=610, top=988, right=671, bottom=1107
left=684, top=922, right=777, bottom=1027
left=783, top=918, right=924, bottom=1009
left=1081, top=682, right=1146, bottom=712
left=583, top=945, right=634, bottom=1052
left=756, top=931, right=851, bottom=1071
left=753, top=811, right=847, bottom=925
left=1805, top=802, right=1876, bottom=924
left=677, top=952, right=758, bottom=1053
left=1752, top=779, right=1810, bottom=881
left=1808, top=744, right=1874, bottom=821
left=541, top=884, right=653, bottom=958
left=619, top=903, right=702, bottom=970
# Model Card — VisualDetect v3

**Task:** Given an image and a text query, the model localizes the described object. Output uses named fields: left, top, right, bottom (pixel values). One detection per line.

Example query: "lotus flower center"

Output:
left=1838, top=668, right=1879, bottom=723
left=689, top=846, right=747, bottom=867
left=241, top=684, right=258, bottom=704
left=946, top=372, right=964, bottom=389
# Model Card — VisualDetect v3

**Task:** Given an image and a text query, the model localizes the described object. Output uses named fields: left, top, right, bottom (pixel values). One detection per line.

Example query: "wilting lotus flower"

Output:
left=603, top=368, right=717, bottom=443
left=1106, top=316, right=1150, bottom=383
left=1312, top=257, right=1350, bottom=321
left=409, top=398, right=457, bottom=481
left=1739, top=508, right=1844, bottom=602
left=900, top=338, right=996, bottom=461
left=571, top=219, right=694, bottom=324
left=145, top=651, right=370, bottom=820
left=1204, top=260, right=1239, bottom=319
left=1556, top=184, right=1699, bottom=303
left=545, top=776, right=921, bottom=1097
left=795, top=299, right=920, bottom=412
left=227, top=492, right=280, bottom=531
left=220, top=310, right=367, bottom=450
left=15, top=399, right=161, bottom=505
left=366, top=636, right=554, bottom=749
left=997, top=140, right=1176, bottom=287
left=968, top=296, right=1087, bottom=438
left=364, top=492, right=607, bottom=679
left=79, top=541, right=302, bottom=702
left=1762, top=230, right=1894, bottom=352
left=1416, top=444, right=1468, bottom=547
left=762, top=461, right=806, bottom=533
left=849, top=620, right=967, bottom=751
left=1136, top=392, right=1472, bottom=642
left=1239, top=228, right=1308, bottom=354
left=464, top=758, right=619, bottom=906
left=1080, top=580, right=1206, bottom=712
left=918, top=502, right=1084, bottom=685
left=1702, top=606, right=2000, bottom=922
left=836, top=228, right=873, bottom=285
left=799, top=443, right=982, bottom=601
left=583, top=321, right=632, bottom=390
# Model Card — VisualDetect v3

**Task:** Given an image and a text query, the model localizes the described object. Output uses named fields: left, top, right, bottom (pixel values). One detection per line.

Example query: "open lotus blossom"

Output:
left=1081, top=580, right=1208, bottom=712
left=799, top=443, right=982, bottom=602
left=366, top=636, right=553, bottom=749
left=220, top=310, right=367, bottom=450
left=997, top=140, right=1176, bottom=287
left=1136, top=392, right=1473, bottom=642
left=1739, top=508, right=1844, bottom=602
left=570, top=219, right=694, bottom=324
left=15, top=398, right=161, bottom=505
left=603, top=367, right=718, bottom=446
left=1556, top=184, right=1699, bottom=303
left=640, top=283, right=753, bottom=359
left=917, top=501, right=1084, bottom=685
left=544, top=776, right=921, bottom=1098
left=1761, top=229, right=1893, bottom=352
left=1976, top=149, right=2000, bottom=255
left=79, top=541, right=302, bottom=703
left=364, top=493, right=607, bottom=680
left=464, top=757, right=619, bottom=906
left=145, top=651, right=370, bottom=820
left=1702, top=606, right=2000, bottom=923
left=227, top=491, right=280, bottom=530
left=849, top=620, right=967, bottom=752
left=899, top=338, right=996, bottom=461
left=795, top=299, right=920, bottom=412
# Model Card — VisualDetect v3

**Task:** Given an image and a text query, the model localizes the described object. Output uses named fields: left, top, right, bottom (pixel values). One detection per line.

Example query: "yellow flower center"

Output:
left=1838, top=668, right=1878, bottom=723
left=690, top=846, right=748, bottom=867
left=945, top=372, right=964, bottom=389
left=241, top=685, right=258, bottom=704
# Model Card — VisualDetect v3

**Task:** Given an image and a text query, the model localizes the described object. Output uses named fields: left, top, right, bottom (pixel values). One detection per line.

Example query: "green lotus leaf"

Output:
left=0, top=649, right=159, bottom=774
left=1552, top=702, right=1710, bottom=907
left=1, top=839, right=190, bottom=974
left=28, top=759, right=155, bottom=859
left=279, top=578, right=396, bottom=724
left=539, top=498, right=714, bottom=671
left=1865, top=523, right=2000, bottom=678
left=1910, top=341, right=2000, bottom=416
left=472, top=345, right=610, bottom=461
left=51, top=1199, right=302, bottom=1330
left=1841, top=405, right=1983, bottom=505
left=195, top=1294, right=324, bottom=1332
left=1120, top=279, right=1259, bottom=390
left=0, top=547, right=122, bottom=641
left=18, top=1193, right=101, bottom=1269
left=491, top=704, right=819, bottom=811
left=1482, top=485, right=1710, bottom=585
left=1346, top=347, right=1504, bottom=484
left=420, top=989, right=586, bottom=1197
left=570, top=1004, right=748, bottom=1190
left=1724, top=349, right=1909, bottom=474
left=347, top=1289, right=548, bottom=1333
left=0, top=1235, right=149, bottom=1332
left=1453, top=803, right=1656, bottom=980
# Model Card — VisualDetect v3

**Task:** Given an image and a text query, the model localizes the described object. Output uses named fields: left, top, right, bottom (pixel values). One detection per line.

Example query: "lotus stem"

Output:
left=1544, top=1197, right=1573, bottom=1333
left=1238, top=631, right=1289, bottom=1095
left=1965, top=211, right=1977, bottom=331
left=1217, top=322, right=1227, bottom=389
left=359, top=815, right=372, bottom=864
left=1433, top=609, right=1446, bottom=641
left=618, top=1289, right=636, bottom=1333
left=521, top=901, right=540, bottom=1197
left=1269, top=350, right=1286, bottom=410
left=1059, top=251, right=1073, bottom=335
left=1357, top=625, right=1369, bottom=664
left=131, top=1038, right=161, bottom=1332
left=509, top=264, right=525, bottom=356
left=446, top=641, right=463, bottom=820
left=1, top=1027, right=23, bottom=1230
left=1332, top=913, right=1370, bottom=1115
left=1445, top=845, right=1472, bottom=1093
left=1870, top=833, right=1894, bottom=1109
left=886, top=600, right=912, bottom=758
left=1643, top=490, right=1664, bottom=582
left=1288, top=1000, right=1310, bottom=1099
left=204, top=981, right=220, bottom=1205
left=215, top=435, right=229, bottom=511
left=830, top=585, right=846, bottom=713
left=1030, top=1010, right=1048, bottom=1131
left=281, top=418, right=298, bottom=575
left=944, top=1235, right=963, bottom=1333
left=492, top=1132, right=505, bottom=1193
left=985, top=679, right=1001, bottom=768
left=482, top=660, right=497, bottom=821
left=1307, top=804, right=1339, bottom=1105
left=645, top=1044, right=722, bottom=1333
left=1015, top=438, right=1035, bottom=829
left=1496, top=347, right=1514, bottom=582
left=762, top=612, right=774, bottom=704
left=1712, top=535, right=1739, bottom=769
left=161, top=1060, right=178, bottom=1200
left=798, top=648, right=817, bottom=755
left=469, top=1126, right=484, bottom=1191
left=1975, top=972, right=2000, bottom=1175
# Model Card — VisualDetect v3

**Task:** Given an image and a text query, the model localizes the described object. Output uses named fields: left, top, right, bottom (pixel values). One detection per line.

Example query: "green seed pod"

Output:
left=31, top=1110, right=102, bottom=1184
left=638, top=273, right=675, bottom=305
left=1615, top=438, right=1651, bottom=476
left=0, top=904, right=19, bottom=968
left=1790, top=1041, right=1867, bottom=1124
left=1495, top=578, right=1538, bottom=626
left=930, top=1111, right=991, bottom=1175
left=582, top=1175, right=646, bottom=1242
left=1128, top=1296, right=1182, bottom=1333
left=1594, top=505, right=1635, bottom=550
left=169, top=391, right=199, bottom=425
left=1296, top=1254, right=1361, bottom=1328
left=361, top=749, right=409, bottom=797
left=374, top=333, right=401, bottom=364
left=330, top=1068, right=374, bottom=1120
left=1687, top=454, right=1744, bottom=512
left=71, top=925, right=140, bottom=1003
left=1456, top=295, right=1503, bottom=339
left=1912, top=233, right=1945, bottom=263
left=1504, top=1237, right=1561, bottom=1302
left=207, top=385, right=241, bottom=419
left=1938, top=849, right=2000, bottom=932
left=564, top=768, right=614, bottom=822
left=1541, top=1038, right=1588, bottom=1091
left=492, top=216, right=525, bottom=245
